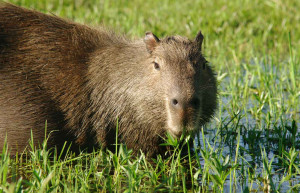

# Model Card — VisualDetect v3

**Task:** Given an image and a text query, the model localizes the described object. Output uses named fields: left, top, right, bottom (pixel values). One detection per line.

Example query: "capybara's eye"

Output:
left=153, top=62, right=160, bottom=70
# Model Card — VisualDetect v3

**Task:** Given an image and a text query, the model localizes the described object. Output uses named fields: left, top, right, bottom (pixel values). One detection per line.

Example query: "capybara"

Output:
left=0, top=3, right=217, bottom=157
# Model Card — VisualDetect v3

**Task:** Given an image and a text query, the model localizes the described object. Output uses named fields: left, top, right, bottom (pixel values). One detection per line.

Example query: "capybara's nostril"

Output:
left=171, top=98, right=179, bottom=107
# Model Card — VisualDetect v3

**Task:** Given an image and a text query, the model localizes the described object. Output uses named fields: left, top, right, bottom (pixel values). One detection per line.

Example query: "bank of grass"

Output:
left=1, top=0, right=299, bottom=192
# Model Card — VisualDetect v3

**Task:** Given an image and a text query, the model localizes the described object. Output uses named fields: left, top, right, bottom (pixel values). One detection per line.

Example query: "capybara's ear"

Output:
left=194, top=31, right=204, bottom=51
left=144, top=32, right=160, bottom=53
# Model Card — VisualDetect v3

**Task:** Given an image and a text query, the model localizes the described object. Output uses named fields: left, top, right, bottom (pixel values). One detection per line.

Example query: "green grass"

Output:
left=1, top=0, right=300, bottom=192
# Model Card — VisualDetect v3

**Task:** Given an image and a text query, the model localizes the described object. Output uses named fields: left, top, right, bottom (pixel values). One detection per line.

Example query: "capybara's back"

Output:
left=0, top=3, right=102, bottom=153
left=0, top=3, right=217, bottom=157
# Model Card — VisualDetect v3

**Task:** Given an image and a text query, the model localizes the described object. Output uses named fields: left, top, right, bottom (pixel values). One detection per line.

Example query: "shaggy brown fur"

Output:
left=0, top=3, right=217, bottom=157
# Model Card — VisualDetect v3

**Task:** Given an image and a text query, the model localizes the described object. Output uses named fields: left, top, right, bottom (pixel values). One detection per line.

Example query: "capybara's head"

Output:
left=144, top=31, right=217, bottom=138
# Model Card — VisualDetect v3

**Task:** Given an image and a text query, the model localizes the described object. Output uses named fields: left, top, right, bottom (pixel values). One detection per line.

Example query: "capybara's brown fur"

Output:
left=0, top=3, right=217, bottom=157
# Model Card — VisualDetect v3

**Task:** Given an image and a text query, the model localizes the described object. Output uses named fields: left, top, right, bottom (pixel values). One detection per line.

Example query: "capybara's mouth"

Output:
left=169, top=129, right=183, bottom=139
left=168, top=123, right=200, bottom=140
left=168, top=125, right=194, bottom=139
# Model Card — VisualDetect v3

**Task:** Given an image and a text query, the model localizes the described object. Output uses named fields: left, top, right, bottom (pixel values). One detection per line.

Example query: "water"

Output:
left=194, top=60, right=300, bottom=192
left=195, top=126, right=300, bottom=192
